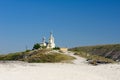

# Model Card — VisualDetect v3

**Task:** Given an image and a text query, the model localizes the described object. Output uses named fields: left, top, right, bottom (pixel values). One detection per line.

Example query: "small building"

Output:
left=40, top=32, right=55, bottom=49
left=60, top=48, right=68, bottom=52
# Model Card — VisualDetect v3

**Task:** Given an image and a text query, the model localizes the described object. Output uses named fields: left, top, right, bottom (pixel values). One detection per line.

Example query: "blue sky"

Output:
left=0, top=0, right=120, bottom=54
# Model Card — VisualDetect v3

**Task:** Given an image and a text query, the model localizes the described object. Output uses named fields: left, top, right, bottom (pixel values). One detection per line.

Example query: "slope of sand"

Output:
left=0, top=62, right=120, bottom=80
left=0, top=51, right=120, bottom=80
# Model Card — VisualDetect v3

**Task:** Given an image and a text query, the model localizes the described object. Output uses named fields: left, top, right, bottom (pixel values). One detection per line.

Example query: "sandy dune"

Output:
left=0, top=61, right=120, bottom=80
left=0, top=52, right=120, bottom=80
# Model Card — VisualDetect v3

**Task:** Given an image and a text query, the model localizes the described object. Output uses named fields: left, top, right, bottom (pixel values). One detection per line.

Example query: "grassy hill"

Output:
left=0, top=49, right=75, bottom=63
left=1, top=44, right=119, bottom=65
left=69, top=44, right=120, bottom=64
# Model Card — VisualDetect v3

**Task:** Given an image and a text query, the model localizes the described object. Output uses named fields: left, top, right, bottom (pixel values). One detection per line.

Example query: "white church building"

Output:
left=40, top=32, right=55, bottom=49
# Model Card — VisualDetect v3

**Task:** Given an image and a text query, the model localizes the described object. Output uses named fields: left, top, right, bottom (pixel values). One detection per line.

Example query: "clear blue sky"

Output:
left=0, top=0, right=120, bottom=54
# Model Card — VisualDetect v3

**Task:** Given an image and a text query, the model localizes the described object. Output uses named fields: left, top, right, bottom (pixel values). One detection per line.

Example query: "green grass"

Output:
left=73, top=51, right=115, bottom=65
left=24, top=53, right=75, bottom=63
left=69, top=44, right=119, bottom=64
left=70, top=44, right=120, bottom=56
left=0, top=49, right=75, bottom=63
left=74, top=51, right=115, bottom=63
left=0, top=52, right=25, bottom=60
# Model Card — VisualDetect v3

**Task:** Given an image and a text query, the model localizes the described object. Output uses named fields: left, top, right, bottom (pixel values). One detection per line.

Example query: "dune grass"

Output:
left=69, top=44, right=118, bottom=65
left=0, top=49, right=75, bottom=63
left=74, top=51, right=115, bottom=63
left=24, top=53, right=75, bottom=63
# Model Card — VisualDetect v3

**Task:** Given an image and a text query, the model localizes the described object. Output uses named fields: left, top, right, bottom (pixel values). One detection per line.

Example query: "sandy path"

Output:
left=64, top=51, right=87, bottom=64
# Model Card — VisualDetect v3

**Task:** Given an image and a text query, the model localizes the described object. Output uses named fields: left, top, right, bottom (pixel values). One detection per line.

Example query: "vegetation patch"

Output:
left=0, top=49, right=75, bottom=63
left=24, top=53, right=74, bottom=63
left=69, top=44, right=119, bottom=65
left=0, top=52, right=25, bottom=61
left=74, top=52, right=115, bottom=65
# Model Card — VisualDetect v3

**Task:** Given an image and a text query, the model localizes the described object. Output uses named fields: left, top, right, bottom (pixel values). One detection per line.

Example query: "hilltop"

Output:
left=0, top=49, right=75, bottom=63
left=0, top=44, right=120, bottom=65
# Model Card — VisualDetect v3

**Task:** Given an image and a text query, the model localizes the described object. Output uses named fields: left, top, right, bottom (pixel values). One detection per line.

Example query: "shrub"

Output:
left=25, top=50, right=31, bottom=52
left=33, top=43, right=41, bottom=50
left=53, top=47, right=60, bottom=50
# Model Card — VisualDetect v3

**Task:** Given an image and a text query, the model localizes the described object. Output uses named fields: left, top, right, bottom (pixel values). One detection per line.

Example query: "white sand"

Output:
left=0, top=61, right=120, bottom=80
left=0, top=51, right=120, bottom=80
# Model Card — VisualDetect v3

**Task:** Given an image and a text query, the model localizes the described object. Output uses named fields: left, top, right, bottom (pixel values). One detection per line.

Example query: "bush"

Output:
left=33, top=43, right=41, bottom=50
left=25, top=50, right=31, bottom=52
left=53, top=47, right=60, bottom=50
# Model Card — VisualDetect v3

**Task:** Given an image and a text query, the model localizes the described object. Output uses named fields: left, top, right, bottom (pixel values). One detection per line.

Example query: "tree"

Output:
left=33, top=43, right=40, bottom=50
left=53, top=47, right=60, bottom=50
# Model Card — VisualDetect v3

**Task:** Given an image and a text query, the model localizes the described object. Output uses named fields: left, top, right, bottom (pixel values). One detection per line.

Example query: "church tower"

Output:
left=42, top=37, right=47, bottom=46
left=47, top=32, right=55, bottom=48
left=40, top=32, right=56, bottom=49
